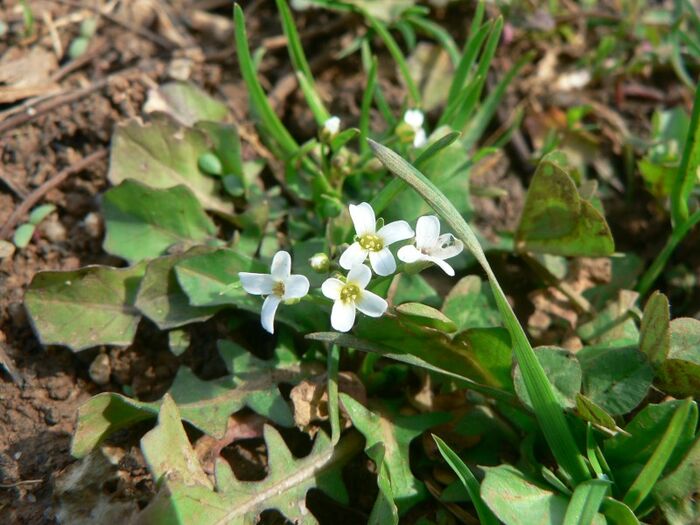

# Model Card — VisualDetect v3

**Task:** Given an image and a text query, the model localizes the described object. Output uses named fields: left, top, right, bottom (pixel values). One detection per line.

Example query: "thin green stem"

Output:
left=637, top=208, right=700, bottom=296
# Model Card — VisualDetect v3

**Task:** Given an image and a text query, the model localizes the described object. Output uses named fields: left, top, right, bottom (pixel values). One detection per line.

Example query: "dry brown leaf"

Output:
left=0, top=47, right=60, bottom=103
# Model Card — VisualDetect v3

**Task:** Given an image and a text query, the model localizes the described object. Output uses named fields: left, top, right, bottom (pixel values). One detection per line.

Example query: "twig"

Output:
left=0, top=65, right=146, bottom=136
left=50, top=41, right=109, bottom=82
left=47, top=0, right=176, bottom=49
left=0, top=479, right=43, bottom=488
left=0, top=149, right=108, bottom=240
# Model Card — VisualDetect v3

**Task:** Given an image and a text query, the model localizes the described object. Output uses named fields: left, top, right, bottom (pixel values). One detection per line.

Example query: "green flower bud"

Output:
left=198, top=152, right=223, bottom=176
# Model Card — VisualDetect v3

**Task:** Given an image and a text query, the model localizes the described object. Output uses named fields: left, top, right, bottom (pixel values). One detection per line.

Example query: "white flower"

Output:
left=340, top=202, right=414, bottom=276
left=238, top=251, right=310, bottom=334
left=321, top=264, right=387, bottom=332
left=323, top=116, right=341, bottom=136
left=403, top=109, right=427, bottom=148
left=397, top=215, right=464, bottom=276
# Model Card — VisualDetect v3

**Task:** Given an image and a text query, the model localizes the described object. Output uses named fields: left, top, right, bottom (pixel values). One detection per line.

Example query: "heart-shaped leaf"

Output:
left=144, top=81, right=228, bottom=127
left=515, top=150, right=614, bottom=256
left=514, top=346, right=582, bottom=409
left=25, top=263, right=145, bottom=351
left=656, top=317, right=700, bottom=396
left=102, top=180, right=217, bottom=262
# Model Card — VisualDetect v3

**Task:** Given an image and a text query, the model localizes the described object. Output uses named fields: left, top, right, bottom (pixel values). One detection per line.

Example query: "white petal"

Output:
left=324, top=116, right=340, bottom=135
left=415, top=215, right=440, bottom=250
left=261, top=295, right=281, bottom=334
left=339, top=242, right=368, bottom=270
left=356, top=290, right=387, bottom=317
left=347, top=263, right=372, bottom=288
left=377, top=220, right=414, bottom=245
left=427, top=255, right=456, bottom=276
left=321, top=278, right=344, bottom=300
left=239, top=273, right=274, bottom=295
left=431, top=234, right=464, bottom=259
left=331, top=300, right=356, bottom=332
left=283, top=274, right=310, bottom=299
left=369, top=248, right=396, bottom=276
left=349, top=202, right=376, bottom=236
left=403, top=109, right=424, bottom=129
left=270, top=251, right=292, bottom=280
left=413, top=128, right=427, bottom=148
left=397, top=245, right=425, bottom=264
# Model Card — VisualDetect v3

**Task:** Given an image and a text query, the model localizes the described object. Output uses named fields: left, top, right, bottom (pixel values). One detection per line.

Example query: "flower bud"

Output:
left=309, top=252, right=330, bottom=273
left=320, top=116, right=341, bottom=144
left=198, top=152, right=223, bottom=176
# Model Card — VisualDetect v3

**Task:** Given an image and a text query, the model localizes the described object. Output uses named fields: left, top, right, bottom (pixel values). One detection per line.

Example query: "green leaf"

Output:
left=341, top=394, right=449, bottom=512
left=168, top=329, right=190, bottom=356
left=108, top=116, right=233, bottom=214
left=433, top=435, right=499, bottom=525
left=135, top=249, right=221, bottom=330
left=28, top=203, right=56, bottom=225
left=653, top=434, right=700, bottom=525
left=639, top=291, right=670, bottom=368
left=605, top=399, right=699, bottom=472
left=13, top=223, right=35, bottom=248
left=577, top=345, right=653, bottom=416
left=368, top=445, right=399, bottom=525
left=563, top=479, right=610, bottom=525
left=577, top=290, right=640, bottom=345
left=102, top=180, right=217, bottom=263
left=195, top=122, right=244, bottom=179
left=138, top=422, right=361, bottom=525
left=515, top=150, right=614, bottom=257
left=395, top=302, right=457, bottom=332
left=369, top=139, right=590, bottom=483
left=514, top=347, right=581, bottom=409
left=441, top=275, right=501, bottom=331
left=144, top=81, right=228, bottom=127
left=576, top=394, right=618, bottom=435
left=670, top=79, right=700, bottom=226
left=657, top=317, right=700, bottom=396
left=623, top=398, right=694, bottom=511
left=25, top=264, right=145, bottom=352
left=72, top=344, right=301, bottom=456
left=481, top=465, right=605, bottom=525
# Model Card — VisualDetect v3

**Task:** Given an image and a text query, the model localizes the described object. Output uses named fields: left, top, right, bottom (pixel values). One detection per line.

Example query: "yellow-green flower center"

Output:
left=358, top=234, right=383, bottom=252
left=272, top=280, right=286, bottom=296
left=340, top=283, right=361, bottom=303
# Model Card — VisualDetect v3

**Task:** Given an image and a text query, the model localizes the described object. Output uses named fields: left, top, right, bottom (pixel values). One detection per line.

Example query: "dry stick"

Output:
left=46, top=0, right=176, bottom=49
left=50, top=41, right=109, bottom=82
left=0, top=65, right=146, bottom=136
left=0, top=479, right=44, bottom=489
left=0, top=149, right=108, bottom=240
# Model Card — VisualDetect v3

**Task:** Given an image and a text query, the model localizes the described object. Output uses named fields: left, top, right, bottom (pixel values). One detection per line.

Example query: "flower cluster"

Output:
left=239, top=202, right=463, bottom=334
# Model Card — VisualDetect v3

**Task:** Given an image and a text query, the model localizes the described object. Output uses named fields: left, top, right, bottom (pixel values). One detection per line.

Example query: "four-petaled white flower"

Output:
left=397, top=215, right=464, bottom=276
left=239, top=251, right=310, bottom=334
left=340, top=202, right=414, bottom=276
left=323, top=116, right=341, bottom=136
left=403, top=109, right=427, bottom=148
left=322, top=264, right=387, bottom=332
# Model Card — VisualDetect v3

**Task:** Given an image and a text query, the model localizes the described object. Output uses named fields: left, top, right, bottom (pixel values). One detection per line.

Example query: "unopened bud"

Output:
left=320, top=116, right=341, bottom=143
left=309, top=252, right=330, bottom=273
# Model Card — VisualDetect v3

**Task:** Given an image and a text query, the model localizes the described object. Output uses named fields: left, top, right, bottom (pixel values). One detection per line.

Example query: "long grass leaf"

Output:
left=234, top=4, right=298, bottom=156
left=360, top=57, right=378, bottom=156
left=365, top=13, right=421, bottom=105
left=433, top=435, right=499, bottom=525
left=368, top=139, right=591, bottom=484
left=563, top=479, right=610, bottom=525
left=406, top=15, right=460, bottom=65
left=670, top=80, right=700, bottom=226
left=623, top=398, right=693, bottom=510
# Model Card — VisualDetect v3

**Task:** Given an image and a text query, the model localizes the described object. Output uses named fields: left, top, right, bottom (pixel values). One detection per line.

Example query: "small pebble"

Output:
left=40, top=219, right=67, bottom=243
left=82, top=212, right=102, bottom=238
left=89, top=353, right=111, bottom=385
left=0, top=240, right=15, bottom=259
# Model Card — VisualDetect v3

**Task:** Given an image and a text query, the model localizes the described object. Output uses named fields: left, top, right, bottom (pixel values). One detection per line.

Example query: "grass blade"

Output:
left=368, top=139, right=591, bottom=484
left=234, top=4, right=297, bottom=157
left=623, top=398, right=694, bottom=511
left=327, top=344, right=341, bottom=445
left=370, top=131, right=461, bottom=214
left=433, top=435, right=499, bottom=525
left=563, top=479, right=610, bottom=525
left=359, top=56, right=378, bottom=156
left=365, top=13, right=421, bottom=105
left=670, top=80, right=700, bottom=226
left=406, top=15, right=460, bottom=65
